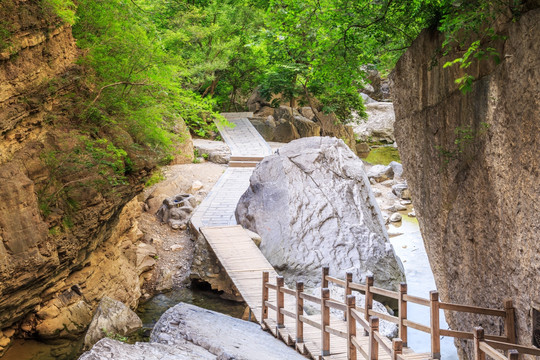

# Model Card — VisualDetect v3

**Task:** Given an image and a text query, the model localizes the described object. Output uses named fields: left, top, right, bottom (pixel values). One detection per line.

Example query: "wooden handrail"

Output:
left=326, top=275, right=346, bottom=287
left=403, top=319, right=431, bottom=333
left=300, top=315, right=322, bottom=329
left=368, top=309, right=400, bottom=324
left=374, top=330, right=392, bottom=355
left=351, top=308, right=370, bottom=332
left=403, top=294, right=430, bottom=306
left=279, top=287, right=296, bottom=296
left=326, top=298, right=348, bottom=312
left=474, top=327, right=522, bottom=360
left=439, top=302, right=507, bottom=317
left=260, top=268, right=521, bottom=360
left=299, top=292, right=322, bottom=305
left=479, top=341, right=507, bottom=360
left=279, top=308, right=295, bottom=319
left=265, top=282, right=277, bottom=290
left=370, top=286, right=399, bottom=300
left=349, top=282, right=367, bottom=292
left=486, top=339, right=540, bottom=356
left=321, top=287, right=331, bottom=356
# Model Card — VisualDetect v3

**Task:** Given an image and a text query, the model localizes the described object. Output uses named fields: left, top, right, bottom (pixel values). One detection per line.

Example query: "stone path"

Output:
left=190, top=113, right=273, bottom=230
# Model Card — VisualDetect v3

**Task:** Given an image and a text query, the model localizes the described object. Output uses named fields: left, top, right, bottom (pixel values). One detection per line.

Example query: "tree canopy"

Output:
left=42, top=0, right=523, bottom=148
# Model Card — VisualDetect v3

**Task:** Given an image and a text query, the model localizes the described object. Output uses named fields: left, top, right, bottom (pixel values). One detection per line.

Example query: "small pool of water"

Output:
left=136, top=286, right=247, bottom=332
left=1, top=286, right=246, bottom=360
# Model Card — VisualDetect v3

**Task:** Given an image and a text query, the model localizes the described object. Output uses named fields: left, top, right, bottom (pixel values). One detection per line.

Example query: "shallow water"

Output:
left=389, top=217, right=459, bottom=359
left=1, top=287, right=246, bottom=360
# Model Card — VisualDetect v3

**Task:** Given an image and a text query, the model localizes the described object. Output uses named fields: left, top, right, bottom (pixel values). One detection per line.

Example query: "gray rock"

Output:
left=385, top=203, right=407, bottom=212
left=265, top=115, right=276, bottom=128
left=360, top=93, right=377, bottom=104
left=367, top=164, right=394, bottom=183
left=389, top=161, right=403, bottom=180
left=79, top=338, right=214, bottom=360
left=353, top=102, right=396, bottom=143
left=299, top=106, right=316, bottom=120
left=392, top=183, right=410, bottom=200
left=83, top=297, right=142, bottom=349
left=389, top=213, right=402, bottom=223
left=235, top=137, right=405, bottom=290
left=156, top=194, right=195, bottom=229
left=151, top=303, right=306, bottom=360
left=193, top=139, right=231, bottom=164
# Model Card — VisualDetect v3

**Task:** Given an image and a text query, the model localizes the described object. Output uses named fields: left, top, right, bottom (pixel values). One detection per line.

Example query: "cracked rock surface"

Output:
left=235, top=136, right=405, bottom=290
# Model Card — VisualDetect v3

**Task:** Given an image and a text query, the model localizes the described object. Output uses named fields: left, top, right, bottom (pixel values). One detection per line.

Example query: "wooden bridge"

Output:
left=189, top=113, right=540, bottom=360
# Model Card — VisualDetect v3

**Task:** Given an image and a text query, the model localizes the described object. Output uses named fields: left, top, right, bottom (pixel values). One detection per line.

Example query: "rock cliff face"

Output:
left=0, top=1, right=160, bottom=353
left=393, top=7, right=539, bottom=357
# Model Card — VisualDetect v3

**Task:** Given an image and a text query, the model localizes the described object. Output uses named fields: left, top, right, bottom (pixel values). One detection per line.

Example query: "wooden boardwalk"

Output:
left=189, top=113, right=538, bottom=360
left=200, top=225, right=277, bottom=323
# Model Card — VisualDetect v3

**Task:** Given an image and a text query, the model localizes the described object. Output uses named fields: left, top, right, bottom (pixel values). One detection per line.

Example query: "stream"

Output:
left=389, top=215, right=459, bottom=359
left=1, top=287, right=245, bottom=360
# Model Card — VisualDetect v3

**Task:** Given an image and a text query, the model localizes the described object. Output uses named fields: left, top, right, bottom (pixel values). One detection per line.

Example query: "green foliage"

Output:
left=38, top=135, right=133, bottom=220
left=102, top=328, right=128, bottom=342
left=72, top=0, right=226, bottom=149
left=439, top=0, right=518, bottom=93
left=0, top=21, right=12, bottom=51
left=435, top=122, right=490, bottom=166
left=145, top=170, right=165, bottom=188
left=41, top=0, right=77, bottom=24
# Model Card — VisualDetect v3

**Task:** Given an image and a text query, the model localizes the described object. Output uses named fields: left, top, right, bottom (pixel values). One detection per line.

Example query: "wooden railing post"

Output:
left=369, top=316, right=379, bottom=360
left=347, top=295, right=357, bottom=360
left=473, top=326, right=486, bottom=360
left=296, top=281, right=304, bottom=343
left=365, top=275, right=374, bottom=335
left=507, top=349, right=518, bottom=360
left=398, top=282, right=408, bottom=347
left=430, top=291, right=441, bottom=359
left=344, top=272, right=353, bottom=321
left=276, top=276, right=285, bottom=328
left=504, top=299, right=516, bottom=343
left=322, top=266, right=329, bottom=288
left=392, top=338, right=403, bottom=360
left=321, top=287, right=331, bottom=357
left=261, top=271, right=269, bottom=325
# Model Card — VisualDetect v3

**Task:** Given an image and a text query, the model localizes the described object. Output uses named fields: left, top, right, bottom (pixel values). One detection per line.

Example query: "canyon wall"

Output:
left=0, top=0, right=162, bottom=353
left=393, top=6, right=539, bottom=358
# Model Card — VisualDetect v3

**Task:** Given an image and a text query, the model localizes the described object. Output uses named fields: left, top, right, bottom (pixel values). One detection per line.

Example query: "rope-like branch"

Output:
left=89, top=81, right=147, bottom=107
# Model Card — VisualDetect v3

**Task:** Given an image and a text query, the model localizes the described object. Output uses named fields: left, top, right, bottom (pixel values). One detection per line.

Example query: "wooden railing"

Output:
left=260, top=266, right=537, bottom=360
left=474, top=327, right=540, bottom=360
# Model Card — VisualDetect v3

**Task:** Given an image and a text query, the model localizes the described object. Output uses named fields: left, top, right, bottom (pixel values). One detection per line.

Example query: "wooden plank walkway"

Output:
left=189, top=113, right=530, bottom=360
left=200, top=225, right=278, bottom=323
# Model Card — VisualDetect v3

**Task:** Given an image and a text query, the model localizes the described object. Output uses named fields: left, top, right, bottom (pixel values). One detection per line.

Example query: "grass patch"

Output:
left=364, top=146, right=400, bottom=165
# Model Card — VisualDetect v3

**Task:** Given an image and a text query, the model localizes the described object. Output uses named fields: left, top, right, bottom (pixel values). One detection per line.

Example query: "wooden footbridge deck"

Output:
left=189, top=113, right=540, bottom=360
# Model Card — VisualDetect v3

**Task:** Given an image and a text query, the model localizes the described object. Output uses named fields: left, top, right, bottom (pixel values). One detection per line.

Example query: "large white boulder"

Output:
left=235, top=137, right=405, bottom=290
